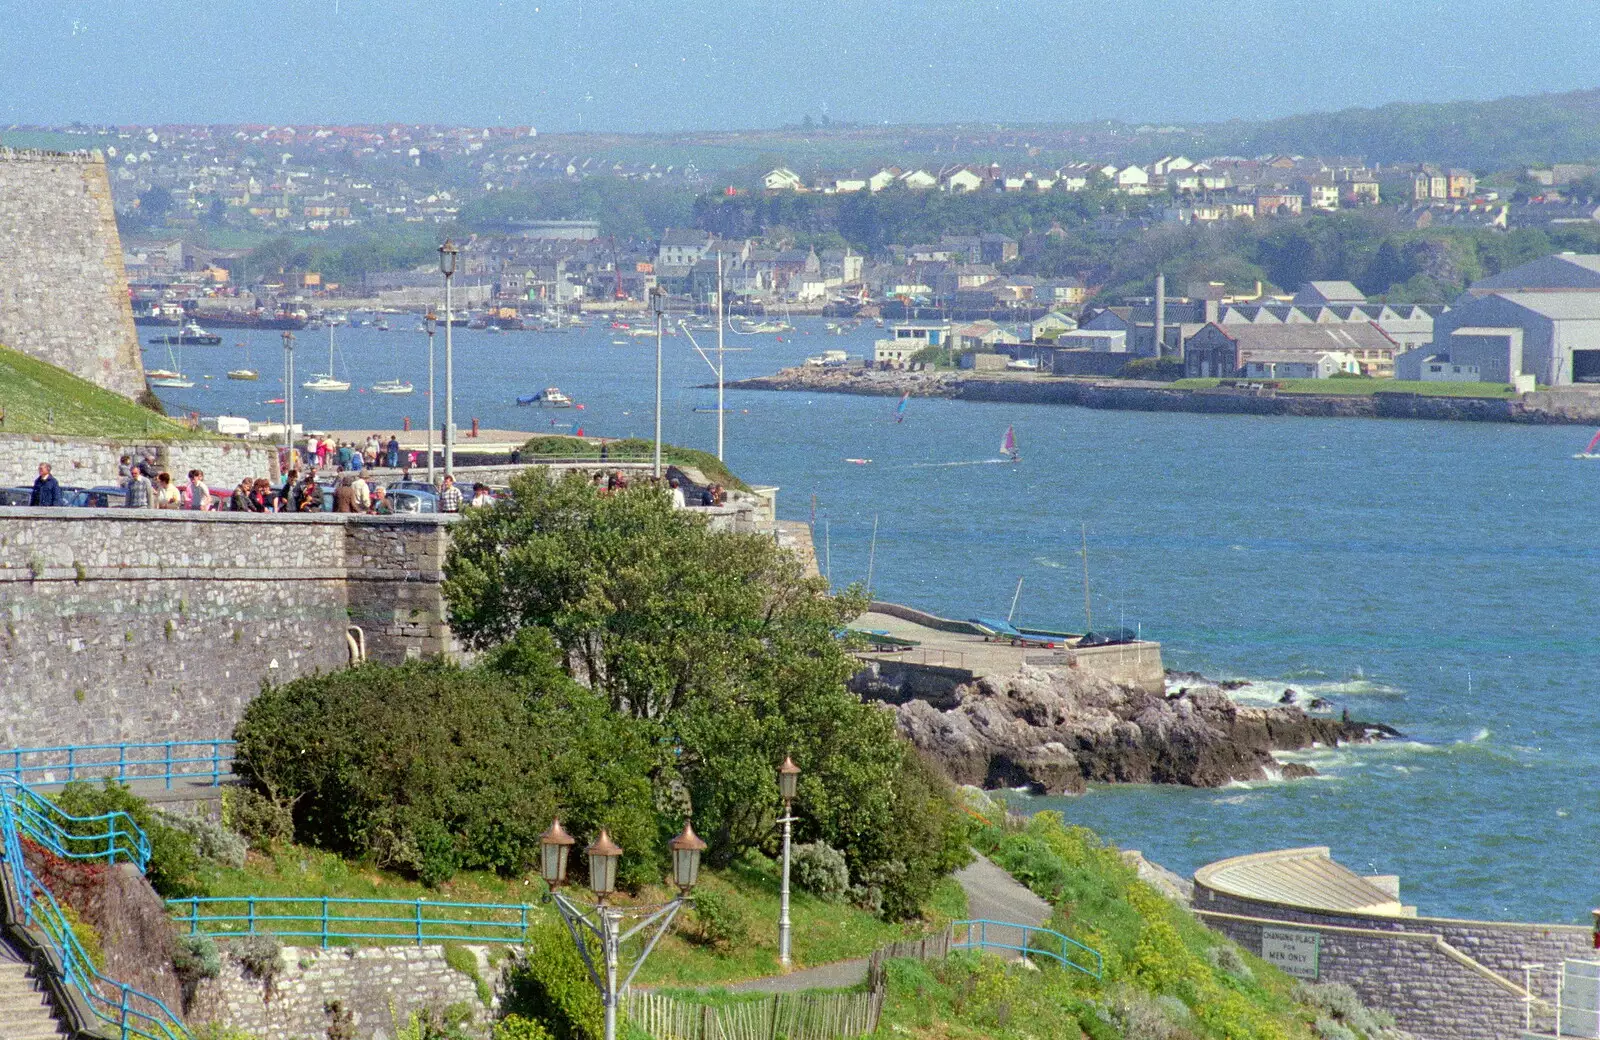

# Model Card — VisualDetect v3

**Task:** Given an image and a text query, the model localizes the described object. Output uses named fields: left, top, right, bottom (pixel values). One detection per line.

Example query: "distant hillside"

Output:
left=1181, top=88, right=1600, bottom=169
left=0, top=345, right=198, bottom=438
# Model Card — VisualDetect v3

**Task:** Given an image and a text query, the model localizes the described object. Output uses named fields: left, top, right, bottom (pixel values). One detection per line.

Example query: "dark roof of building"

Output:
left=1470, top=254, right=1600, bottom=292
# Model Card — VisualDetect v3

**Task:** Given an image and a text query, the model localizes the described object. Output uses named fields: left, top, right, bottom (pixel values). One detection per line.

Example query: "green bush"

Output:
left=232, top=658, right=658, bottom=887
left=1116, top=357, right=1186, bottom=381
left=501, top=923, right=604, bottom=1040
left=60, top=903, right=105, bottom=971
left=494, top=1016, right=555, bottom=1040
left=51, top=780, right=202, bottom=898
left=686, top=890, right=749, bottom=950
left=790, top=841, right=850, bottom=900
left=158, top=809, right=246, bottom=869
left=222, top=788, right=293, bottom=854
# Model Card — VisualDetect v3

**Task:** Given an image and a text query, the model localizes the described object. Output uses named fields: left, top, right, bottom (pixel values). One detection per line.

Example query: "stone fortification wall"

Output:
left=0, top=510, right=457, bottom=747
left=0, top=433, right=275, bottom=490
left=191, top=943, right=492, bottom=1040
left=1193, top=880, right=1591, bottom=1039
left=1196, top=910, right=1528, bottom=1040
left=0, top=149, right=145, bottom=398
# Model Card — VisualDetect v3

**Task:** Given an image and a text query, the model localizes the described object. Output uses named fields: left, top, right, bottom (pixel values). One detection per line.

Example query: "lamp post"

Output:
left=280, top=331, right=295, bottom=454
left=424, top=312, right=437, bottom=484
left=649, top=286, right=666, bottom=478
left=438, top=241, right=459, bottom=477
left=541, top=819, right=705, bottom=1040
left=778, top=756, right=800, bottom=968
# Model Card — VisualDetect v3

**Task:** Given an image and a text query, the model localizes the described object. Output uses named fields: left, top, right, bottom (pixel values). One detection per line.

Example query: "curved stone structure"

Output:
left=1193, top=847, right=1589, bottom=1040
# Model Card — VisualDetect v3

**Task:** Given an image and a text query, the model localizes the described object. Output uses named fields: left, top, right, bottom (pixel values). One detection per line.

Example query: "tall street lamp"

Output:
left=649, top=285, right=666, bottom=479
left=778, top=756, right=800, bottom=968
left=424, top=312, right=437, bottom=484
left=438, top=241, right=459, bottom=476
left=541, top=819, right=704, bottom=1040
left=280, top=331, right=295, bottom=455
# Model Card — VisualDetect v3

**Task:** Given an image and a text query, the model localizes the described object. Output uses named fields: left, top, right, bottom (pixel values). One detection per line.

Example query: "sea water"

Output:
left=149, top=318, right=1600, bottom=924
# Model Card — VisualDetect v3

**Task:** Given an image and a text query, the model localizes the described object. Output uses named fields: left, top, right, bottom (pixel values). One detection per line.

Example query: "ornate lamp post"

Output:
left=778, top=756, right=800, bottom=968
left=438, top=241, right=459, bottom=476
left=424, top=312, right=437, bottom=483
left=649, top=286, right=666, bottom=478
left=540, top=819, right=705, bottom=1040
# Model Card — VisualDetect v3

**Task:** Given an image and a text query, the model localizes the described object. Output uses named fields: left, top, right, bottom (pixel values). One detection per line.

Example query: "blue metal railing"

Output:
left=0, top=777, right=189, bottom=1040
left=0, top=740, right=236, bottom=789
left=953, top=918, right=1103, bottom=979
left=167, top=895, right=538, bottom=948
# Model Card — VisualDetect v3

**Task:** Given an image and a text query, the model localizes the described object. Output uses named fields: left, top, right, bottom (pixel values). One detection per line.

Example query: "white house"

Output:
left=1415, top=355, right=1482, bottom=382
left=763, top=167, right=805, bottom=192
left=1115, top=166, right=1150, bottom=194
left=942, top=167, right=985, bottom=193
left=899, top=169, right=937, bottom=190
left=1242, top=350, right=1360, bottom=379
left=867, top=168, right=901, bottom=192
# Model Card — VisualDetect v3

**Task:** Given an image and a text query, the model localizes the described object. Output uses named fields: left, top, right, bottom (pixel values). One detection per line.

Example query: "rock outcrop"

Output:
left=860, top=664, right=1394, bottom=794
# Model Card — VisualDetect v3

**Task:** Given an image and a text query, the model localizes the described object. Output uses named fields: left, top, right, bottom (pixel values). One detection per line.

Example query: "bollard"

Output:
left=471, top=418, right=479, bottom=438
left=403, top=417, right=411, bottom=431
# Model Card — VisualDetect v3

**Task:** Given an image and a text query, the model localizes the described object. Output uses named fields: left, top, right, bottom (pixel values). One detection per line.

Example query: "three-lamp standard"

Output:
left=778, top=757, right=800, bottom=968
left=649, top=286, right=666, bottom=478
left=540, top=819, right=706, bottom=1040
left=438, top=241, right=459, bottom=477
left=423, top=312, right=437, bottom=483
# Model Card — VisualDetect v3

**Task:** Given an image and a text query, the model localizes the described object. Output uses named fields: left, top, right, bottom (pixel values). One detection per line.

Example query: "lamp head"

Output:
left=438, top=240, right=458, bottom=277
left=669, top=820, right=707, bottom=892
left=538, top=819, right=575, bottom=887
left=585, top=829, right=623, bottom=899
left=778, top=756, right=800, bottom=803
left=424, top=311, right=436, bottom=335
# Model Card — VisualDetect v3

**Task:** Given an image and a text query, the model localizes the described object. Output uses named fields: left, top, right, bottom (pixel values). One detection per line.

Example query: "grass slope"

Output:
left=870, top=802, right=1398, bottom=1040
left=193, top=843, right=962, bottom=987
left=0, top=345, right=201, bottom=438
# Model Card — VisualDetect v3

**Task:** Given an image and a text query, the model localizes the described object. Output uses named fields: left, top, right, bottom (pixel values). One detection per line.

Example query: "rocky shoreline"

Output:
left=727, top=365, right=1600, bottom=425
left=852, top=661, right=1398, bottom=794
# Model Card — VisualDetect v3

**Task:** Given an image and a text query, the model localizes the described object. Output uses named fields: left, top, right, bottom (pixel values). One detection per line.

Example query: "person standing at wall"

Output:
left=438, top=474, right=462, bottom=513
left=187, top=470, right=211, bottom=511
left=29, top=463, right=61, bottom=507
left=351, top=471, right=372, bottom=513
left=332, top=476, right=357, bottom=513
left=386, top=435, right=400, bottom=469
left=154, top=472, right=180, bottom=510
left=125, top=465, right=153, bottom=509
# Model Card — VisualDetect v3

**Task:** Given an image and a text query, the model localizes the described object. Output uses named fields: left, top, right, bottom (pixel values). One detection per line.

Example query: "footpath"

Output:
left=727, top=852, right=1050, bottom=994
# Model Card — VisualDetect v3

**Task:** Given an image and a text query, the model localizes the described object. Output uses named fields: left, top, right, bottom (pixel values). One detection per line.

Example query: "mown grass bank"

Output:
left=0, top=344, right=204, bottom=438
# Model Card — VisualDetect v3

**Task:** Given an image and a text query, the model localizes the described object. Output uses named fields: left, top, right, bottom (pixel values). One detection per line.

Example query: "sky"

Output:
left=4, top=0, right=1599, bottom=131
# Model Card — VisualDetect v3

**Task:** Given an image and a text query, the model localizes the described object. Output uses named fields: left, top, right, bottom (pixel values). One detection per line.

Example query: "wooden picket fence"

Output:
left=627, top=989, right=884, bottom=1040
left=628, top=925, right=955, bottom=1040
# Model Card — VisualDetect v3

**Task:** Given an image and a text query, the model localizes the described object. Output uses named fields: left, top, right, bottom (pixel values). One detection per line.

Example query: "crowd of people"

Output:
left=27, top=451, right=729, bottom=518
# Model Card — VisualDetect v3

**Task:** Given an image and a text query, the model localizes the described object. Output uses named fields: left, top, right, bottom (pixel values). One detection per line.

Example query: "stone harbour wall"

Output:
left=0, top=149, right=145, bottom=398
left=0, top=509, right=458, bottom=747
left=190, top=943, right=494, bottom=1040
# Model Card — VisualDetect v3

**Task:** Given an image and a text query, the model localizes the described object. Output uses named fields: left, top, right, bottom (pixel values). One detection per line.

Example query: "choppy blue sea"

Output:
left=149, top=316, right=1600, bottom=924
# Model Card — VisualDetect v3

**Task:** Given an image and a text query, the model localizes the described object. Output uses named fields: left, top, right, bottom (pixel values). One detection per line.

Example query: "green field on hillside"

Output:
left=1170, top=377, right=1519, bottom=398
left=0, top=345, right=204, bottom=438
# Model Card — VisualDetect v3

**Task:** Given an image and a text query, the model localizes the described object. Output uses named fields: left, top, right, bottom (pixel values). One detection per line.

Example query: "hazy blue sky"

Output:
left=5, top=0, right=1598, bottom=130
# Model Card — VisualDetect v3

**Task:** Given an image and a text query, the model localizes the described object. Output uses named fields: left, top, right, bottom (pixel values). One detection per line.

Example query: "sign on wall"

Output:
left=1261, top=927, right=1320, bottom=979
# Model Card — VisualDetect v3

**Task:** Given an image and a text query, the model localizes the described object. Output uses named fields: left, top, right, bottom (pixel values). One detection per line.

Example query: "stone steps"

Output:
left=0, top=957, right=64, bottom=1039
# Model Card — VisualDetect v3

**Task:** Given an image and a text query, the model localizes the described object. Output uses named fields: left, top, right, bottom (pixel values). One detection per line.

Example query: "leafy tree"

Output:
left=138, top=186, right=173, bottom=220
left=445, top=471, right=970, bottom=916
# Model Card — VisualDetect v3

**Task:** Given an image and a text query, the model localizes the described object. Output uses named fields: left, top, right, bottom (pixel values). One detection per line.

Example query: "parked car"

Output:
left=71, top=486, right=126, bottom=508
left=0, top=487, right=34, bottom=506
left=386, top=480, right=438, bottom=494
left=386, top=489, right=440, bottom=514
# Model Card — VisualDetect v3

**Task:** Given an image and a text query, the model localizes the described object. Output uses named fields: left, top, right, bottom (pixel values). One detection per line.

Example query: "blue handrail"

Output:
left=0, top=740, right=236, bottom=789
left=953, top=918, right=1103, bottom=979
left=167, top=895, right=539, bottom=948
left=0, top=777, right=189, bottom=1039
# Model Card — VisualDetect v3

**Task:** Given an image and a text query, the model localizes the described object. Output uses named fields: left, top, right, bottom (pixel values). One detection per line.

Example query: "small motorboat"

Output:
left=148, top=374, right=194, bottom=389
left=371, top=379, right=415, bottom=395
left=145, top=368, right=181, bottom=380
left=517, top=387, right=574, bottom=407
left=151, top=322, right=222, bottom=345
left=227, top=369, right=259, bottom=381
left=845, top=458, right=872, bottom=465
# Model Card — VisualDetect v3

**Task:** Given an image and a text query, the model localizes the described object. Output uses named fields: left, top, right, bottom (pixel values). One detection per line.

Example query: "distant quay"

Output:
left=726, top=365, right=1600, bottom=425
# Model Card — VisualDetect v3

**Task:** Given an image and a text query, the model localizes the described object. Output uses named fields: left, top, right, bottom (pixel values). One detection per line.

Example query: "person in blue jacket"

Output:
left=30, top=463, right=61, bottom=506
